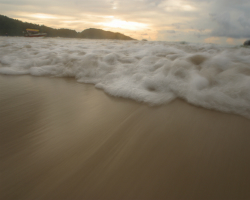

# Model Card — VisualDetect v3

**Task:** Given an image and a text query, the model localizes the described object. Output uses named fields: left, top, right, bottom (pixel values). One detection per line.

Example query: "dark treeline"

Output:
left=0, top=15, right=135, bottom=40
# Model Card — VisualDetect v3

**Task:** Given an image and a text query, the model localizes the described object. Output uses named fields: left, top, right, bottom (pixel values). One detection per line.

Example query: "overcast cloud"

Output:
left=0, top=0, right=249, bottom=44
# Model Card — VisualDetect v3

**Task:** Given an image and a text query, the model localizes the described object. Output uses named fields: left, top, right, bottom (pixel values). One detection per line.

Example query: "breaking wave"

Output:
left=1, top=37, right=250, bottom=118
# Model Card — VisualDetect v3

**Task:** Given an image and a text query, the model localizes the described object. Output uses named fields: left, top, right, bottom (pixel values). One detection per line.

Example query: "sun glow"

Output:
left=30, top=13, right=57, bottom=19
left=98, top=19, right=148, bottom=30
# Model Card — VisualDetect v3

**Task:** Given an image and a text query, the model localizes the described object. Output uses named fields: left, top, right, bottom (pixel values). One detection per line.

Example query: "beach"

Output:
left=1, top=75, right=250, bottom=200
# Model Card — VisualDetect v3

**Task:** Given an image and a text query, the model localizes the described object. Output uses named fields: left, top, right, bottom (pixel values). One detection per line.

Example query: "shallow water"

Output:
left=1, top=37, right=250, bottom=117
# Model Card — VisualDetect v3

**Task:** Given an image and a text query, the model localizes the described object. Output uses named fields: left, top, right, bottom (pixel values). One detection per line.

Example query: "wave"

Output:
left=1, top=37, right=250, bottom=118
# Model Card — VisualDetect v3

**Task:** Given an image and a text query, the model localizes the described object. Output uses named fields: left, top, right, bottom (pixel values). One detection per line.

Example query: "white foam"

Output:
left=1, top=36, right=250, bottom=118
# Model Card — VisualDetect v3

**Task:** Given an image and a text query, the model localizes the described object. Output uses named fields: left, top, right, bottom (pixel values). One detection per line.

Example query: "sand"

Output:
left=1, top=75, right=250, bottom=200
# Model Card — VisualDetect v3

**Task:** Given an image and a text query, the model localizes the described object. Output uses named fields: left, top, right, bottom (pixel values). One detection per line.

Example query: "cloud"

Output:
left=210, top=12, right=250, bottom=38
left=167, top=30, right=176, bottom=34
left=238, top=14, right=250, bottom=28
left=207, top=0, right=250, bottom=39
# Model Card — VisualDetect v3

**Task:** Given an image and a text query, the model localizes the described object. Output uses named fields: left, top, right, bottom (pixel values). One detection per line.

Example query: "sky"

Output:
left=1, top=0, right=250, bottom=45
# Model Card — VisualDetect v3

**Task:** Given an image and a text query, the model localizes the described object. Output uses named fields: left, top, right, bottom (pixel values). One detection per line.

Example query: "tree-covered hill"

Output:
left=80, top=28, right=133, bottom=40
left=0, top=15, right=135, bottom=40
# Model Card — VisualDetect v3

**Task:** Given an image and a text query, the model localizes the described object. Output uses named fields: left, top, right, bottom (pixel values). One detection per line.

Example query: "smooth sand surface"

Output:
left=1, top=75, right=250, bottom=200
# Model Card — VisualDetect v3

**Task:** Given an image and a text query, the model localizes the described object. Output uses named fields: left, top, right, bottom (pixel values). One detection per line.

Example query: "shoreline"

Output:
left=1, top=75, right=250, bottom=200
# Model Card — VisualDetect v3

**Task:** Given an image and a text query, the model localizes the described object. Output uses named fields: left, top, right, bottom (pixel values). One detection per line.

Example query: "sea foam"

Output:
left=1, top=37, right=250, bottom=118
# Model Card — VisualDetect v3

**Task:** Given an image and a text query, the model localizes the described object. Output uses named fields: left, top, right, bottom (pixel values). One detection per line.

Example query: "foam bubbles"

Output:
left=1, top=37, right=250, bottom=118
left=190, top=74, right=209, bottom=90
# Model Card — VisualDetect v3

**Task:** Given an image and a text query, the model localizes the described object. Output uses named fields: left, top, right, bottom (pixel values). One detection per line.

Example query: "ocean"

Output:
left=1, top=36, right=250, bottom=118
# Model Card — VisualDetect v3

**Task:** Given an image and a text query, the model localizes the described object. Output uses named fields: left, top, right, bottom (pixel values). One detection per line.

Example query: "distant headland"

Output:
left=0, top=15, right=135, bottom=40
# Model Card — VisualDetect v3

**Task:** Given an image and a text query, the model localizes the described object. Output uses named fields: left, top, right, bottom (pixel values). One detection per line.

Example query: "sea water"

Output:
left=1, top=37, right=250, bottom=118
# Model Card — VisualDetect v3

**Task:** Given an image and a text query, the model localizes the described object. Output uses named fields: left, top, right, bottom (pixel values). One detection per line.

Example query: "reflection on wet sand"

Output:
left=1, top=75, right=250, bottom=200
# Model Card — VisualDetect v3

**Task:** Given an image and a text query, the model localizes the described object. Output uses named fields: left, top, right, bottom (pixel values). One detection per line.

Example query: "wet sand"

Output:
left=1, top=75, right=250, bottom=200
